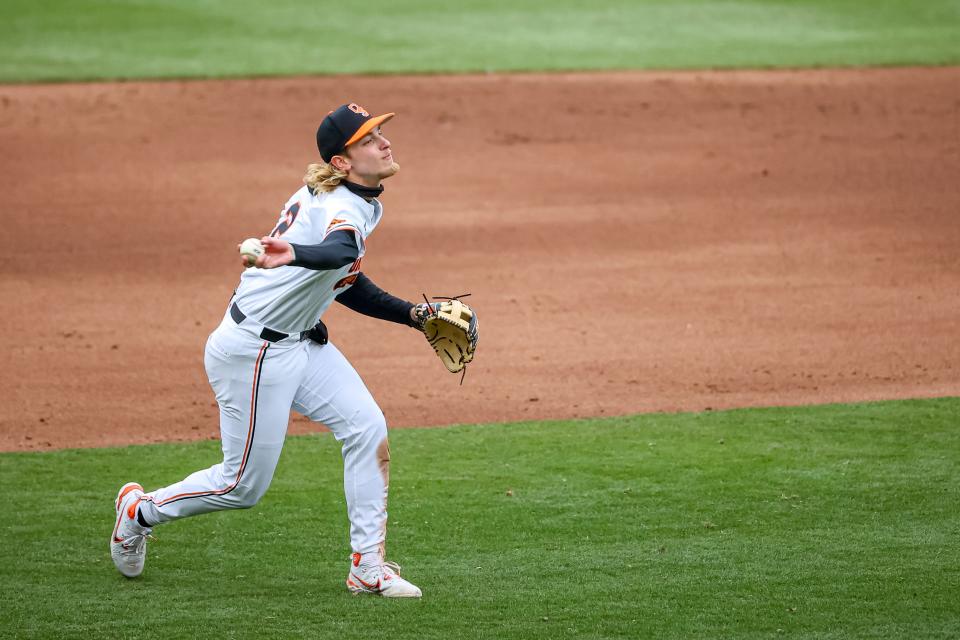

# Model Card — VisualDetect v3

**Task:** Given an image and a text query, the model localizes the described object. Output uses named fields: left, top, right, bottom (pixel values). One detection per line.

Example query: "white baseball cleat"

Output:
left=110, top=482, right=152, bottom=578
left=346, top=552, right=422, bottom=598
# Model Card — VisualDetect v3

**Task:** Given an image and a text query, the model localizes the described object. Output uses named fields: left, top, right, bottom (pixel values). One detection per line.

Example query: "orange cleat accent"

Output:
left=345, top=555, right=421, bottom=598
left=110, top=482, right=151, bottom=578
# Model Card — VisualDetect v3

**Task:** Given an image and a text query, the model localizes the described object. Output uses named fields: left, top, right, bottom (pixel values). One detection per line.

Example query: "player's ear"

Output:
left=331, top=154, right=351, bottom=172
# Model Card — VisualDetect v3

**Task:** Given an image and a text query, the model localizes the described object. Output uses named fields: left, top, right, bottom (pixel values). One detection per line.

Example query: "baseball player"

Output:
left=110, top=103, right=468, bottom=598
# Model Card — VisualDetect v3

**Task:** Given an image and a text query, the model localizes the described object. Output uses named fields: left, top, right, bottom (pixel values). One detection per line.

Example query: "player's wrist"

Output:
left=410, top=302, right=438, bottom=331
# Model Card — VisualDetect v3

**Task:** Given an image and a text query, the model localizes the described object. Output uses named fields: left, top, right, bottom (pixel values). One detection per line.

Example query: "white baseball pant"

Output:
left=137, top=310, right=390, bottom=556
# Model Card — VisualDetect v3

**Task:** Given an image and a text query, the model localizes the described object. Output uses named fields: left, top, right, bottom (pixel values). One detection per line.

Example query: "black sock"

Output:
left=136, top=508, right=152, bottom=528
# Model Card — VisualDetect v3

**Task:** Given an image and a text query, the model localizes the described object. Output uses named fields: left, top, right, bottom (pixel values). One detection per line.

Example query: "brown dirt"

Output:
left=1, top=67, right=959, bottom=452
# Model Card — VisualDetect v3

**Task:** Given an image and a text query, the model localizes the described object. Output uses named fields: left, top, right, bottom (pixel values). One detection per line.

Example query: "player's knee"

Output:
left=224, top=483, right=269, bottom=509
left=368, top=409, right=387, bottom=440
left=359, top=408, right=387, bottom=446
left=343, top=406, right=387, bottom=452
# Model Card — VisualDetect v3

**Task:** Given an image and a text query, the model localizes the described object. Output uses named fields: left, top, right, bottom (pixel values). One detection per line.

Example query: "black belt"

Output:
left=230, top=302, right=297, bottom=343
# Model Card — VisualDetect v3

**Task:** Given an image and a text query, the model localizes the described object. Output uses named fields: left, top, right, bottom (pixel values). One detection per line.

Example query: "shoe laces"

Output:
left=351, top=557, right=403, bottom=578
left=120, top=528, right=154, bottom=554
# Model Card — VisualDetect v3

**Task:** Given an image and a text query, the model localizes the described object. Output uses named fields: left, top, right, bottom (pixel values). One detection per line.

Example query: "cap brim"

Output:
left=344, top=113, right=395, bottom=148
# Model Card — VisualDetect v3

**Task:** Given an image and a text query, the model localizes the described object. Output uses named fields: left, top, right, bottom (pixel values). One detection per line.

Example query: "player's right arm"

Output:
left=253, top=230, right=359, bottom=270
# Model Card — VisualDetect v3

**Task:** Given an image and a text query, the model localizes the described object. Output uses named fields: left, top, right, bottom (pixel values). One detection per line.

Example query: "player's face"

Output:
left=343, top=126, right=398, bottom=187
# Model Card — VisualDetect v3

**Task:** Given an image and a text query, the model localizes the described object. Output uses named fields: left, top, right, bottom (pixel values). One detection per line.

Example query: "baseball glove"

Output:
left=412, top=296, right=478, bottom=377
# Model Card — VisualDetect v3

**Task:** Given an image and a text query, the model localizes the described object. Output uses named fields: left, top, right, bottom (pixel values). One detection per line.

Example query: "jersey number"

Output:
left=270, top=202, right=301, bottom=237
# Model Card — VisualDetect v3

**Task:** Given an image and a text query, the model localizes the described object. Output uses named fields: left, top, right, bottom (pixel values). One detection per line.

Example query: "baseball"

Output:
left=239, top=237, right=264, bottom=263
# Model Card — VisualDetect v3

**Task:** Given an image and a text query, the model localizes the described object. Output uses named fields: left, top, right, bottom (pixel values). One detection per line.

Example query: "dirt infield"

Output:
left=1, top=67, right=958, bottom=451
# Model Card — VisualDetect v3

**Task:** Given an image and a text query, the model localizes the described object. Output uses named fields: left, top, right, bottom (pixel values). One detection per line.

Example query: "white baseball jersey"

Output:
left=233, top=184, right=383, bottom=334
left=138, top=182, right=393, bottom=561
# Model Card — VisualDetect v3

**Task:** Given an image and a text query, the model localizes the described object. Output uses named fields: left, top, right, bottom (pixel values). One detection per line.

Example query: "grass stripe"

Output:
left=1, top=1, right=959, bottom=83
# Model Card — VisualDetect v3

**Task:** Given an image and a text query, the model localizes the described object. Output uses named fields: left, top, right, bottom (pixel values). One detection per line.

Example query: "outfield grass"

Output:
left=1, top=0, right=959, bottom=82
left=1, top=398, right=958, bottom=638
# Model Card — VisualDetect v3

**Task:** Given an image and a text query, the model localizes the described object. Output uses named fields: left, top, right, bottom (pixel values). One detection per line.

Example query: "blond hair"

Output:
left=303, top=161, right=348, bottom=193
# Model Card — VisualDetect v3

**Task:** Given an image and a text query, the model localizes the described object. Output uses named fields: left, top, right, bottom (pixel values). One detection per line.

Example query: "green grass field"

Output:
left=4, top=3, right=959, bottom=638
left=1, top=0, right=959, bottom=82
left=2, top=399, right=958, bottom=639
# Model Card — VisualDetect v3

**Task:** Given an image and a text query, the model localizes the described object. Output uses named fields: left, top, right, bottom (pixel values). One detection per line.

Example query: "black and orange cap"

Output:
left=316, top=103, right=395, bottom=163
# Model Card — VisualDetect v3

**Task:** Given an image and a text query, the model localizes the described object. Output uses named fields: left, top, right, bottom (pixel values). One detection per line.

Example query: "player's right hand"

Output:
left=254, top=237, right=295, bottom=269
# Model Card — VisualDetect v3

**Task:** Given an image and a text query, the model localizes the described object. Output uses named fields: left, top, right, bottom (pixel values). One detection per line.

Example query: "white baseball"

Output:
left=239, top=238, right=264, bottom=264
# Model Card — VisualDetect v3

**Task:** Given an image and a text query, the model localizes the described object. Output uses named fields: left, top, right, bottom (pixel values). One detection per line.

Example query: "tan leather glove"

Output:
left=413, top=299, right=479, bottom=374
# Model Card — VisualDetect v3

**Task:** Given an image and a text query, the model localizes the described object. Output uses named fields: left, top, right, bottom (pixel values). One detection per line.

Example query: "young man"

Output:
left=110, top=103, right=459, bottom=598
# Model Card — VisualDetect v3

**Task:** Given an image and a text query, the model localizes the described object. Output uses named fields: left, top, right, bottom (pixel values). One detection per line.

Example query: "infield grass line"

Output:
left=1, top=0, right=959, bottom=83
left=1, top=397, right=958, bottom=638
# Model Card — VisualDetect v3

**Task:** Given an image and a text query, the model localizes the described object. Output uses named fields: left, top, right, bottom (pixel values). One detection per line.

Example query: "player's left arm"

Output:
left=329, top=274, right=480, bottom=375
left=335, top=273, right=421, bottom=327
